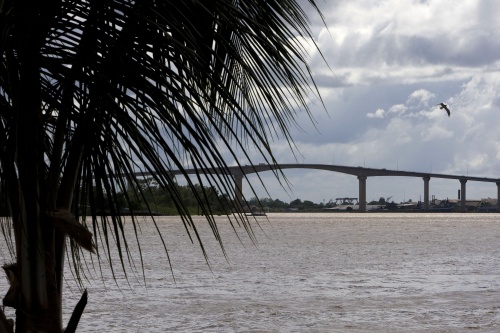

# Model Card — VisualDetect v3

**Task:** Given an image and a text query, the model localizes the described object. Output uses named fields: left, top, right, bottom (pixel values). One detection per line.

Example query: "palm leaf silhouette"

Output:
left=0, top=0, right=325, bottom=330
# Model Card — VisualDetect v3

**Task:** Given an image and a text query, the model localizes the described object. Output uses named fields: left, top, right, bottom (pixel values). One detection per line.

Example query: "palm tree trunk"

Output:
left=15, top=51, right=61, bottom=333
left=12, top=1, right=64, bottom=331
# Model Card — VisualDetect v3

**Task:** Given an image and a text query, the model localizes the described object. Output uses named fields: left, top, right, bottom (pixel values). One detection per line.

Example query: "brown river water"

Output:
left=1, top=213, right=500, bottom=332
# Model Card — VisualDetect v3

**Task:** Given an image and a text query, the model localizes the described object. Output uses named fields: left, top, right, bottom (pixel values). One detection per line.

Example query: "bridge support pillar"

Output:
left=234, top=173, right=244, bottom=213
left=358, top=176, right=367, bottom=212
left=460, top=178, right=467, bottom=212
left=423, top=176, right=430, bottom=210
left=497, top=182, right=500, bottom=212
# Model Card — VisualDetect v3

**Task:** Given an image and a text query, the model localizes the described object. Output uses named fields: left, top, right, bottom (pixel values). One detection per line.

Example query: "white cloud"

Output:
left=421, top=124, right=453, bottom=141
left=310, top=0, right=500, bottom=86
left=407, top=89, right=436, bottom=106
left=236, top=0, right=500, bottom=204
left=388, top=104, right=407, bottom=115
left=367, top=108, right=385, bottom=118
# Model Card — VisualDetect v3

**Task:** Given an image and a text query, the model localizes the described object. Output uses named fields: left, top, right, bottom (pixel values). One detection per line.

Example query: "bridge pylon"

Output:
left=497, top=182, right=500, bottom=212
left=234, top=173, right=244, bottom=213
left=358, top=175, right=367, bottom=212
left=423, top=176, right=430, bottom=211
left=460, top=179, right=467, bottom=212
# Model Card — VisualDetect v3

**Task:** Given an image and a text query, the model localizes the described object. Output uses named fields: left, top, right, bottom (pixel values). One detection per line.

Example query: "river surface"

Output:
left=2, top=213, right=500, bottom=332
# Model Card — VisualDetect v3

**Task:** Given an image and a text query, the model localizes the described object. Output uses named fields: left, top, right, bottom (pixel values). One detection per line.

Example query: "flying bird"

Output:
left=437, top=103, right=450, bottom=117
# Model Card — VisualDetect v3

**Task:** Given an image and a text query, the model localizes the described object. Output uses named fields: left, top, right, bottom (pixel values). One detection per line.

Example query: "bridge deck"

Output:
left=176, top=163, right=499, bottom=183
left=139, top=163, right=499, bottom=212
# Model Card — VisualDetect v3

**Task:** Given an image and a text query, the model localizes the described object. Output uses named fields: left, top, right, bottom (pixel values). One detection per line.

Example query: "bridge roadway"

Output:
left=169, top=163, right=500, bottom=212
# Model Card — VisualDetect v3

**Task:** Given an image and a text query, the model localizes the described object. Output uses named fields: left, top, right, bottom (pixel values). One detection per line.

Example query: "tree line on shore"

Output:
left=108, top=177, right=332, bottom=214
left=247, top=196, right=399, bottom=212
left=112, top=178, right=401, bottom=214
left=0, top=177, right=400, bottom=216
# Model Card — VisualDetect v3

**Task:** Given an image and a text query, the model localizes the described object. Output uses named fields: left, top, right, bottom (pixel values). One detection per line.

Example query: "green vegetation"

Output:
left=113, top=178, right=325, bottom=214
left=111, top=178, right=339, bottom=214
left=248, top=197, right=336, bottom=211
left=116, top=178, right=234, bottom=215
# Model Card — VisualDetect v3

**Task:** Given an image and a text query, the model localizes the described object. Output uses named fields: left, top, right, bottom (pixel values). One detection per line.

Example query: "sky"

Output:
left=229, top=0, right=500, bottom=204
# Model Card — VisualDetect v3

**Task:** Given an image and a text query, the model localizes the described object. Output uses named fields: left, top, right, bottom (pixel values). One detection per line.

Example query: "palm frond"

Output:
left=0, top=0, right=324, bottom=285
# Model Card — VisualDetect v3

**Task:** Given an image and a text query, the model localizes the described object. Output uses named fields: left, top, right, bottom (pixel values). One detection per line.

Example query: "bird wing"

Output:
left=437, top=103, right=450, bottom=116
left=444, top=106, right=450, bottom=116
